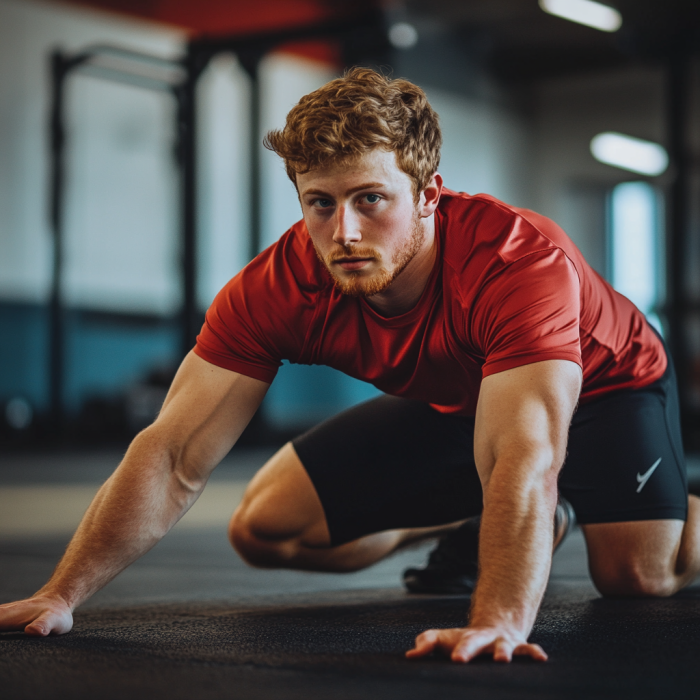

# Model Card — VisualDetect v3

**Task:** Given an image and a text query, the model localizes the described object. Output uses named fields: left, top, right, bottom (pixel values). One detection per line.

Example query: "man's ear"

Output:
left=418, top=172, right=443, bottom=218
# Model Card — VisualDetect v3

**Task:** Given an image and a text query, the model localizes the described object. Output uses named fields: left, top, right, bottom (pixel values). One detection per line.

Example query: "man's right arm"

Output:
left=0, top=352, right=269, bottom=636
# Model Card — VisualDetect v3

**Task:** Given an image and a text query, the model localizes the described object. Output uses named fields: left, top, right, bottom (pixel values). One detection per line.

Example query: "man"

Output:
left=1, top=68, right=697, bottom=664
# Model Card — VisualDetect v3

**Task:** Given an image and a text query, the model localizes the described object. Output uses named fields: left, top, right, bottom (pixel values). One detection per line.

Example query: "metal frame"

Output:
left=47, top=10, right=387, bottom=429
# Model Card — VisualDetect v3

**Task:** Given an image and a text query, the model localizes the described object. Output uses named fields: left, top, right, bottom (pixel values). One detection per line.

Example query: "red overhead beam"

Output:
left=54, top=0, right=358, bottom=64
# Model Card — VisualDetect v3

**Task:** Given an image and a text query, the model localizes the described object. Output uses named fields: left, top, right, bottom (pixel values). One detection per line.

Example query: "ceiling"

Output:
left=52, top=0, right=700, bottom=82
left=405, top=0, right=700, bottom=82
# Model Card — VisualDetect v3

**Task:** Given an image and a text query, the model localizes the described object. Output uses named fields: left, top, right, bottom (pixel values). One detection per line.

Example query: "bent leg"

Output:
left=229, top=442, right=460, bottom=573
left=583, top=495, right=700, bottom=597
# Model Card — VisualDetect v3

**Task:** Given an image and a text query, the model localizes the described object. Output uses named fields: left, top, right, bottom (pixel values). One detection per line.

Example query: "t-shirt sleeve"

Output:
left=193, top=279, right=280, bottom=383
left=193, top=234, right=317, bottom=383
left=470, top=248, right=583, bottom=378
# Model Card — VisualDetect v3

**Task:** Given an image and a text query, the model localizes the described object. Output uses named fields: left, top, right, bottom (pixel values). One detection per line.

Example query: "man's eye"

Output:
left=314, top=199, right=332, bottom=208
left=364, top=194, right=381, bottom=204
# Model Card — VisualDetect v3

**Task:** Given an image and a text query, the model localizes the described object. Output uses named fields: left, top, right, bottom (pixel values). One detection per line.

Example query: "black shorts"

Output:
left=292, top=351, right=687, bottom=546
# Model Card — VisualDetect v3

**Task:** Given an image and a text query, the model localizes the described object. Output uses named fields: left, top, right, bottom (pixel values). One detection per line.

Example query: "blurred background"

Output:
left=1, top=0, right=699, bottom=457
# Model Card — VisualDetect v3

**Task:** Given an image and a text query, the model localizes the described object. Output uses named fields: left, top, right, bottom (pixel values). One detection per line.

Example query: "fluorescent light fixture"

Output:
left=539, top=0, right=622, bottom=32
left=388, top=22, right=419, bottom=49
left=590, top=132, right=668, bottom=176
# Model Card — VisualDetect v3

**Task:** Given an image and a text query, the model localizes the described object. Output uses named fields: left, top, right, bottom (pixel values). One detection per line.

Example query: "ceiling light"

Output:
left=590, top=132, right=668, bottom=176
left=388, top=22, right=419, bottom=50
left=539, top=0, right=622, bottom=32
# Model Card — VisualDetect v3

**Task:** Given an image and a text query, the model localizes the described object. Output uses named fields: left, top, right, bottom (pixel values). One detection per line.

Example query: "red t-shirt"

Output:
left=194, top=189, right=666, bottom=416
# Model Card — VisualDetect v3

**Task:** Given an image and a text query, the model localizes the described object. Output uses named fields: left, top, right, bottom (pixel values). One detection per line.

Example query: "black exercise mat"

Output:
left=3, top=584, right=700, bottom=700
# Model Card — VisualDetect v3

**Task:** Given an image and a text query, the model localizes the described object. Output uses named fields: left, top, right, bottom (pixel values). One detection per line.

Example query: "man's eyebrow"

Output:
left=301, top=182, right=386, bottom=197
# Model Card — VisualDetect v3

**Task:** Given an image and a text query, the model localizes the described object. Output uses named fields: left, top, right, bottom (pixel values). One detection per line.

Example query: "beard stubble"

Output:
left=317, top=211, right=425, bottom=298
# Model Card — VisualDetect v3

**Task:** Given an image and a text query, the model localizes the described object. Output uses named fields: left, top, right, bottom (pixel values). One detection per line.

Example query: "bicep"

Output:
left=150, top=351, right=270, bottom=481
left=473, top=360, right=582, bottom=489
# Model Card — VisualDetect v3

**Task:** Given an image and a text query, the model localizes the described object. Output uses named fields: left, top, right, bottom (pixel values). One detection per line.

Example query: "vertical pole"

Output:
left=666, top=47, right=690, bottom=441
left=49, top=52, right=66, bottom=433
left=239, top=50, right=265, bottom=262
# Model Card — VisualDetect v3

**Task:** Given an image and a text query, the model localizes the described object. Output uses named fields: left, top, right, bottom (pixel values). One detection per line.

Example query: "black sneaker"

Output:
left=403, top=497, right=576, bottom=595
left=403, top=516, right=480, bottom=594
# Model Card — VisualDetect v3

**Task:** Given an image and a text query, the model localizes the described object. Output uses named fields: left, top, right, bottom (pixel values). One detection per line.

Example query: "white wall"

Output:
left=531, top=66, right=667, bottom=273
left=0, top=1, right=339, bottom=315
left=426, top=87, right=532, bottom=208
left=196, top=53, right=252, bottom=309
left=259, top=53, right=336, bottom=252
left=198, top=51, right=337, bottom=306
left=0, top=0, right=185, bottom=311
left=63, top=75, right=181, bottom=314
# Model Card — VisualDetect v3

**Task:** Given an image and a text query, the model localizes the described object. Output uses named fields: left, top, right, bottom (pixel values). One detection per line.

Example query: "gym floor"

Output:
left=2, top=448, right=700, bottom=699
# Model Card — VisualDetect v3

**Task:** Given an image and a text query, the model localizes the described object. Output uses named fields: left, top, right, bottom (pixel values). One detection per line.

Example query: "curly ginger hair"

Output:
left=264, top=67, right=442, bottom=195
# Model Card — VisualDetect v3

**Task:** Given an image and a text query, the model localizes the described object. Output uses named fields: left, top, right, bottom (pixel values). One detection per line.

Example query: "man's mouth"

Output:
left=332, top=257, right=374, bottom=271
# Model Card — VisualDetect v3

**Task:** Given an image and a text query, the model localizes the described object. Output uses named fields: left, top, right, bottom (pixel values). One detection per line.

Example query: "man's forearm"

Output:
left=35, top=428, right=204, bottom=610
left=469, top=455, right=559, bottom=636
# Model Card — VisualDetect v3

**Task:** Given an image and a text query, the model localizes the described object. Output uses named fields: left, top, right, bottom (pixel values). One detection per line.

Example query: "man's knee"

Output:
left=228, top=500, right=299, bottom=568
left=584, top=520, right=687, bottom=598
left=227, top=442, right=330, bottom=568
left=590, top=557, right=677, bottom=598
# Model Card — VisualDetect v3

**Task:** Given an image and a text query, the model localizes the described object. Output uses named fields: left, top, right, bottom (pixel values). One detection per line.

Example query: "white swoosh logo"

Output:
left=636, top=458, right=662, bottom=493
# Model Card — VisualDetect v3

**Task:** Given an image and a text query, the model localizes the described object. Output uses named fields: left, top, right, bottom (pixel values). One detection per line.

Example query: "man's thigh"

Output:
left=560, top=357, right=687, bottom=525
left=292, top=395, right=483, bottom=546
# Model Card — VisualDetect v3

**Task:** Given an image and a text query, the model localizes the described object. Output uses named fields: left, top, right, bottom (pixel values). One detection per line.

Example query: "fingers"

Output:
left=26, top=608, right=73, bottom=636
left=406, top=627, right=549, bottom=664
left=0, top=598, right=73, bottom=636
left=406, top=628, right=492, bottom=663
left=405, top=629, right=442, bottom=658
left=0, top=601, right=34, bottom=632
left=513, top=642, right=548, bottom=662
left=405, top=628, right=466, bottom=658
left=450, top=629, right=497, bottom=663
left=24, top=621, right=51, bottom=637
left=493, top=638, right=513, bottom=663
left=25, top=610, right=59, bottom=637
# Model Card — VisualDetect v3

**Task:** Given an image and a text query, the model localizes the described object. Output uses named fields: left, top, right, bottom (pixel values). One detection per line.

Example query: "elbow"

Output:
left=129, top=424, right=205, bottom=498
left=170, top=448, right=208, bottom=498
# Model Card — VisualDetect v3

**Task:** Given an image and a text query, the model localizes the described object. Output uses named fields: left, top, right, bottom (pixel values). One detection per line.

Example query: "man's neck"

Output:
left=365, top=215, right=437, bottom=318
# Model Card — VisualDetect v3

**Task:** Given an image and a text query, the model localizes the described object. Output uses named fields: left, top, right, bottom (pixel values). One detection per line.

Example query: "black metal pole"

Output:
left=666, top=47, right=691, bottom=441
left=49, top=51, right=67, bottom=433
left=239, top=50, right=265, bottom=262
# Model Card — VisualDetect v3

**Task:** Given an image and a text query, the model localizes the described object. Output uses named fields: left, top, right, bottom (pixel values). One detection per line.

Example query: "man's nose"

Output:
left=332, top=206, right=362, bottom=247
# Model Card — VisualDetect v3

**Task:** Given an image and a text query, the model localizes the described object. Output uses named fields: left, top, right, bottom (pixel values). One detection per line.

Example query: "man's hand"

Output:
left=406, top=626, right=547, bottom=663
left=0, top=595, right=73, bottom=636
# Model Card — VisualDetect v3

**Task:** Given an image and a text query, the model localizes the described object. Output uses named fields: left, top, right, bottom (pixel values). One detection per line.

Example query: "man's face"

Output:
left=297, top=149, right=428, bottom=299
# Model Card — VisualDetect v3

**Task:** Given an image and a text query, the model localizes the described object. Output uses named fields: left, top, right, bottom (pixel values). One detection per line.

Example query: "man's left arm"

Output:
left=407, top=359, right=582, bottom=663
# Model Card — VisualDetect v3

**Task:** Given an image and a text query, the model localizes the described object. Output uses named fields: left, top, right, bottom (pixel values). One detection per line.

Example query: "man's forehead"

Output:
left=296, top=150, right=407, bottom=193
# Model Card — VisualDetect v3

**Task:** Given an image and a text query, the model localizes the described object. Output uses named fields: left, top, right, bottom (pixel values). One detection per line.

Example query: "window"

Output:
left=608, top=181, right=664, bottom=333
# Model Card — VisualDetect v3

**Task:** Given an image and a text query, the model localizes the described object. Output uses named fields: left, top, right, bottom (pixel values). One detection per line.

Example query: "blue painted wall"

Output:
left=0, top=301, right=380, bottom=428
left=0, top=303, right=50, bottom=412
left=0, top=302, right=180, bottom=414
